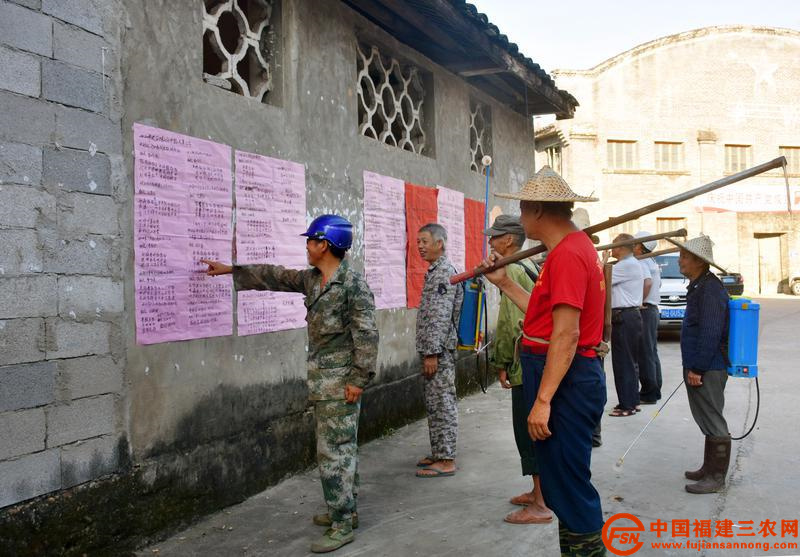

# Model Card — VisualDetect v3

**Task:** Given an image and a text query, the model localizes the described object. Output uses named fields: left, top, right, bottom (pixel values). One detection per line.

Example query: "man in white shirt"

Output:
left=608, top=234, right=644, bottom=417
left=634, top=231, right=663, bottom=404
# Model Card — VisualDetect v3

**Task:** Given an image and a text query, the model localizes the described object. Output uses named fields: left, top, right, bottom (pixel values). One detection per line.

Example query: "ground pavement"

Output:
left=141, top=297, right=800, bottom=556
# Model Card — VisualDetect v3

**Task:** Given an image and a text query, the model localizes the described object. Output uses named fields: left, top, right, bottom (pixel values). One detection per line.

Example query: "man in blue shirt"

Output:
left=667, top=234, right=730, bottom=494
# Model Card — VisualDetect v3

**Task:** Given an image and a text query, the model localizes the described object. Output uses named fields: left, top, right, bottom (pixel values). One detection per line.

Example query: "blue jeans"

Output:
left=521, top=351, right=606, bottom=534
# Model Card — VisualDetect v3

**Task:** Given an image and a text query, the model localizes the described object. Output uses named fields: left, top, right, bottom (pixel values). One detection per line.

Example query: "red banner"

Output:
left=464, top=198, right=486, bottom=274
left=405, top=182, right=439, bottom=308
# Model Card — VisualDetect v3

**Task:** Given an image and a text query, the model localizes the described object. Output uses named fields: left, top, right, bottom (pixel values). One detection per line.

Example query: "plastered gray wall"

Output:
left=120, top=0, right=532, bottom=458
left=0, top=0, right=534, bottom=520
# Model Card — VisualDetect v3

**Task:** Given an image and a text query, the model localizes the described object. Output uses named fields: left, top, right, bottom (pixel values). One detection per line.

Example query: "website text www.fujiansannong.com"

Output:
left=650, top=540, right=798, bottom=551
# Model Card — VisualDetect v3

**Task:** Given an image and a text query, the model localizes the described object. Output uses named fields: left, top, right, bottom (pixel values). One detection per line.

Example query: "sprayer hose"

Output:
left=732, top=376, right=760, bottom=440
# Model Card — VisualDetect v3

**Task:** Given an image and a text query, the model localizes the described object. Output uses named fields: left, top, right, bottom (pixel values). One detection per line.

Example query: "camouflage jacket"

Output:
left=415, top=255, right=463, bottom=356
left=233, top=259, right=379, bottom=400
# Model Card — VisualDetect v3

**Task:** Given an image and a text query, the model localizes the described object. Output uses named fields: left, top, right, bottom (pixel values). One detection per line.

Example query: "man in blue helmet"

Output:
left=202, top=214, right=379, bottom=553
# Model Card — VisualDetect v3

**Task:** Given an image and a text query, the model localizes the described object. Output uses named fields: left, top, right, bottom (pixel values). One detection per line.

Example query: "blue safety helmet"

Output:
left=301, top=214, right=353, bottom=250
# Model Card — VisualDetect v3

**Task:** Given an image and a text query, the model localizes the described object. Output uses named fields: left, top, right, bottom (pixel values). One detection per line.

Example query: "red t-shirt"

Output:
left=522, top=231, right=605, bottom=354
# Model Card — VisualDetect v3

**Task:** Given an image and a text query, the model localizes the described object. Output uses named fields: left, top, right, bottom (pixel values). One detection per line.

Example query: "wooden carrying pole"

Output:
left=602, top=263, right=613, bottom=344
left=593, top=229, right=686, bottom=252
left=450, top=156, right=787, bottom=285
left=636, top=247, right=679, bottom=260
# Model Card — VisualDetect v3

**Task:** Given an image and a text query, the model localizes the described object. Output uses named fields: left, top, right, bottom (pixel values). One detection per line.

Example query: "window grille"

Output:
left=203, top=0, right=275, bottom=102
left=357, top=43, right=427, bottom=155
left=469, top=99, right=492, bottom=173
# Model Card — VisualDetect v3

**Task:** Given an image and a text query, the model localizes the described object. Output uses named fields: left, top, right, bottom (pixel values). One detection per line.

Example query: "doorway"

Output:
left=755, top=233, right=784, bottom=294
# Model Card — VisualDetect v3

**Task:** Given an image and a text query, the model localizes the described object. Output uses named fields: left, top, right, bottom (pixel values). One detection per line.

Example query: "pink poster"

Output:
left=133, top=123, right=233, bottom=344
left=437, top=185, right=466, bottom=273
left=235, top=151, right=307, bottom=336
left=363, top=171, right=406, bottom=309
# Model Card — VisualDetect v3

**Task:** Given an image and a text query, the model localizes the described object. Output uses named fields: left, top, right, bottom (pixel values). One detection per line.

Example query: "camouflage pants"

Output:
left=423, top=350, right=458, bottom=460
left=315, top=399, right=360, bottom=529
left=559, top=523, right=606, bottom=556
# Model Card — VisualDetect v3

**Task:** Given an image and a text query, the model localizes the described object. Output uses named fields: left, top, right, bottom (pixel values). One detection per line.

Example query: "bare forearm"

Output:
left=643, top=278, right=652, bottom=300
left=536, top=327, right=579, bottom=403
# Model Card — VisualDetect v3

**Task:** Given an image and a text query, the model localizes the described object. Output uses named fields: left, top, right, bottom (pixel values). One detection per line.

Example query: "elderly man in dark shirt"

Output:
left=667, top=234, right=731, bottom=495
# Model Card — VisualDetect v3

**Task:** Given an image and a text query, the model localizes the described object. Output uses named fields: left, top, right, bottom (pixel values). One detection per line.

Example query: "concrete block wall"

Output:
left=0, top=0, right=126, bottom=508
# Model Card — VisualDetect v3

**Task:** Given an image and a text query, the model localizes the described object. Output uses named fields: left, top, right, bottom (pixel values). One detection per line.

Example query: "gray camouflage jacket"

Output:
left=415, top=255, right=463, bottom=356
left=233, top=259, right=379, bottom=400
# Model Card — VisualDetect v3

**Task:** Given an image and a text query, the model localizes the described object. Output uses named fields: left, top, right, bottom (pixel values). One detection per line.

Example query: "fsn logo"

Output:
left=602, top=513, right=645, bottom=556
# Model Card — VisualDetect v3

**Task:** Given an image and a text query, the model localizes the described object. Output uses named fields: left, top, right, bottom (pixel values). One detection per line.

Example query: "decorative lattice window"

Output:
left=469, top=99, right=492, bottom=173
left=203, top=0, right=275, bottom=102
left=357, top=43, right=428, bottom=155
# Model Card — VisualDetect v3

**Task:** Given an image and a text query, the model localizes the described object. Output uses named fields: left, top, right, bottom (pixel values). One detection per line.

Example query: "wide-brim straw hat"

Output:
left=666, top=234, right=721, bottom=269
left=495, top=165, right=598, bottom=203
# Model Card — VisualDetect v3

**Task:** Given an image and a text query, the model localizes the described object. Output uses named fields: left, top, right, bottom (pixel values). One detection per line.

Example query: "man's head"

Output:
left=678, top=249, right=709, bottom=279
left=518, top=200, right=574, bottom=241
left=306, top=238, right=347, bottom=266
left=672, top=235, right=716, bottom=280
left=633, top=230, right=657, bottom=257
left=485, top=214, right=526, bottom=257
left=301, top=214, right=352, bottom=267
left=417, top=223, right=447, bottom=262
left=611, top=233, right=635, bottom=260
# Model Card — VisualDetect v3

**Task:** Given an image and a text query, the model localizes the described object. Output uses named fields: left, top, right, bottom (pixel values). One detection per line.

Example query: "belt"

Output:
left=613, top=307, right=640, bottom=311
left=519, top=333, right=597, bottom=357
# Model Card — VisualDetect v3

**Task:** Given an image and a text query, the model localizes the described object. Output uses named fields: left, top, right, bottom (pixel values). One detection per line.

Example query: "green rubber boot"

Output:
left=313, top=511, right=359, bottom=529
left=310, top=527, right=354, bottom=553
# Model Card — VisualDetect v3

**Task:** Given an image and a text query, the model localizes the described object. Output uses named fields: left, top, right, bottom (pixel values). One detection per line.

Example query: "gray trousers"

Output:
left=684, top=368, right=729, bottom=437
left=423, top=350, right=458, bottom=460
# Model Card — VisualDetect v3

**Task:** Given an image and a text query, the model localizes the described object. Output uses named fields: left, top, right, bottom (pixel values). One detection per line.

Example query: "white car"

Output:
left=790, top=274, right=800, bottom=296
left=655, top=253, right=687, bottom=331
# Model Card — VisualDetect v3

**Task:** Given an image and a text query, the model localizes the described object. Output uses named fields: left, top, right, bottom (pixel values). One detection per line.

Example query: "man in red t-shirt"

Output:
left=484, top=166, right=607, bottom=556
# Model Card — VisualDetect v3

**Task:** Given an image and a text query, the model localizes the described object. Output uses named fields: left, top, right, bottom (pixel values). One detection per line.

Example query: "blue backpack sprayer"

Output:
left=726, top=297, right=760, bottom=438
left=456, top=155, right=494, bottom=392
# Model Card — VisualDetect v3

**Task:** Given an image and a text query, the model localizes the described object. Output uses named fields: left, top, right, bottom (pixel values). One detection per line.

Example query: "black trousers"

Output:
left=611, top=307, right=642, bottom=411
left=638, top=304, right=662, bottom=402
left=511, top=385, right=538, bottom=476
